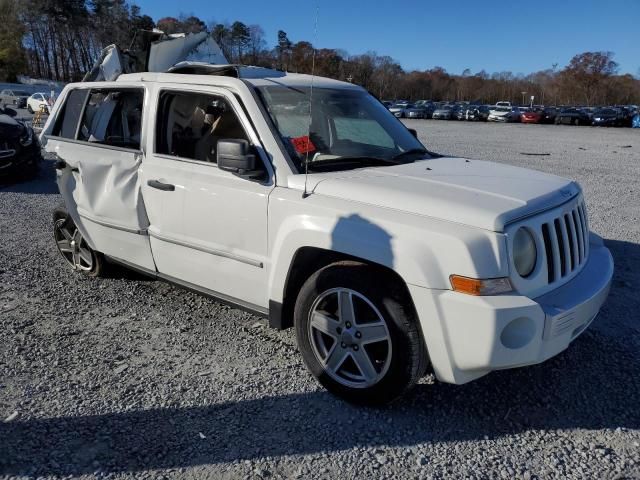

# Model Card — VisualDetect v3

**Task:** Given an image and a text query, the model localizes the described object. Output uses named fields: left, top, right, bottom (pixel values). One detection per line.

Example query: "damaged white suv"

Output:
left=41, top=63, right=613, bottom=404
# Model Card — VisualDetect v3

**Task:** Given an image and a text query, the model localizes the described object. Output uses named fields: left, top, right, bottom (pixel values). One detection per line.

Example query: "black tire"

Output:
left=555, top=117, right=561, bottom=125
left=27, top=104, right=33, bottom=114
left=294, top=261, right=429, bottom=405
left=53, top=207, right=105, bottom=277
left=574, top=118, right=580, bottom=126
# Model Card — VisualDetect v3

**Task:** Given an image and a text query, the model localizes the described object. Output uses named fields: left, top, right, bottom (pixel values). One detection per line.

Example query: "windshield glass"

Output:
left=14, top=90, right=30, bottom=96
left=257, top=86, right=427, bottom=173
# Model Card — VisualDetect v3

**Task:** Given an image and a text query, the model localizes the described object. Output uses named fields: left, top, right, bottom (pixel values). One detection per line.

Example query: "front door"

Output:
left=141, top=86, right=274, bottom=310
left=45, top=85, right=155, bottom=270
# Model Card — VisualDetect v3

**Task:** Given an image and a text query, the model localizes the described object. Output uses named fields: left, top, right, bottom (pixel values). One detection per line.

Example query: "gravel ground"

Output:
left=1, top=120, right=639, bottom=479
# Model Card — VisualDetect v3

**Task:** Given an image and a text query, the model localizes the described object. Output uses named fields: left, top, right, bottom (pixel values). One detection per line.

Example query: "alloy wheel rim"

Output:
left=308, top=288, right=392, bottom=388
left=54, top=219, right=93, bottom=271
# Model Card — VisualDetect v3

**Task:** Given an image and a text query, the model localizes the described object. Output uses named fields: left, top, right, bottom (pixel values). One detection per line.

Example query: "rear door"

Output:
left=44, top=84, right=155, bottom=270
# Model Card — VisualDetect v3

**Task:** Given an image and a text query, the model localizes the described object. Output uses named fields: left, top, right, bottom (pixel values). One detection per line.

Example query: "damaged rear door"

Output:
left=44, top=84, right=155, bottom=271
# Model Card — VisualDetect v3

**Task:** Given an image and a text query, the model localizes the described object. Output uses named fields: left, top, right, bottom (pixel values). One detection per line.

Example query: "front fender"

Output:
left=267, top=188, right=509, bottom=304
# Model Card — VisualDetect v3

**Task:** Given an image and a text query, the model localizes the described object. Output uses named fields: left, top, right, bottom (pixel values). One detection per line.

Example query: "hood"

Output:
left=291, top=158, right=579, bottom=232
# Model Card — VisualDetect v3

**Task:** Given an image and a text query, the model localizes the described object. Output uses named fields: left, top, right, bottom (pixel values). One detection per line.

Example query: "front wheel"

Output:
left=295, top=261, right=428, bottom=405
left=53, top=207, right=104, bottom=277
left=27, top=104, right=33, bottom=114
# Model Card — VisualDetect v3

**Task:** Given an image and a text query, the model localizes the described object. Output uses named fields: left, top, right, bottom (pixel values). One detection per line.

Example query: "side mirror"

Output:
left=217, top=139, right=263, bottom=178
left=408, top=128, right=417, bottom=138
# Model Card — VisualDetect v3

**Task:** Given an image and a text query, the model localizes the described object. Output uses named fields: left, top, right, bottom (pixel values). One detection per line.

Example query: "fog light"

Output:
left=500, top=317, right=536, bottom=349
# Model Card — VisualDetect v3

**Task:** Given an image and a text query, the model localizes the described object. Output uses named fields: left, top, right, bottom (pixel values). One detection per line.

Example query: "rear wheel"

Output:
left=294, top=261, right=428, bottom=405
left=27, top=104, right=33, bottom=114
left=53, top=207, right=104, bottom=277
left=574, top=118, right=580, bottom=126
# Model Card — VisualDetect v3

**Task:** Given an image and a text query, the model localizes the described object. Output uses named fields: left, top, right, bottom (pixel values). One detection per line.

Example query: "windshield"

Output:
left=14, top=90, right=30, bottom=96
left=257, top=86, right=428, bottom=173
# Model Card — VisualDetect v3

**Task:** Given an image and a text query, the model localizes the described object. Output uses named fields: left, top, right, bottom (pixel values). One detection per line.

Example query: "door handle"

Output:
left=147, top=179, right=175, bottom=191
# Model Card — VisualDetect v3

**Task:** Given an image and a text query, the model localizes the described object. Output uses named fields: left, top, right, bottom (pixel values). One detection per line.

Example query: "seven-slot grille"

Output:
left=540, top=201, right=589, bottom=284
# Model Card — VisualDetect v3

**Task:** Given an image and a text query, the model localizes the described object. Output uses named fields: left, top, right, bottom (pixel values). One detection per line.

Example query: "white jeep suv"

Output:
left=41, top=65, right=613, bottom=404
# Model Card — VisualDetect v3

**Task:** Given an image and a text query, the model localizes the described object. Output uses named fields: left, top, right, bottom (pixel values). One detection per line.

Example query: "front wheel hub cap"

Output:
left=308, top=288, right=392, bottom=388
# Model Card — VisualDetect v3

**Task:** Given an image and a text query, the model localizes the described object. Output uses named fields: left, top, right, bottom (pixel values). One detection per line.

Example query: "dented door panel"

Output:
left=50, top=139, right=156, bottom=270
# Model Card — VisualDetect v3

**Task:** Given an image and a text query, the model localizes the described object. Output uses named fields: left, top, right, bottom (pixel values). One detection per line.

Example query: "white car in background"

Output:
left=39, top=35, right=614, bottom=405
left=27, top=93, right=51, bottom=114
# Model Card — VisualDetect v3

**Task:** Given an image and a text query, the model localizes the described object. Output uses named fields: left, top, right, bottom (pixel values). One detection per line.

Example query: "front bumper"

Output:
left=409, top=237, right=613, bottom=384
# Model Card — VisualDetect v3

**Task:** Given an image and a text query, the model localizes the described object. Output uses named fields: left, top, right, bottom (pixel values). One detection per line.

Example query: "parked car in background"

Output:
left=582, top=107, right=597, bottom=122
left=521, top=109, right=543, bottom=124
left=540, top=107, right=558, bottom=124
left=618, top=107, right=636, bottom=127
left=452, top=104, right=467, bottom=120
left=404, top=104, right=429, bottom=119
left=592, top=108, right=625, bottom=127
left=465, top=105, right=491, bottom=121
left=27, top=93, right=51, bottom=114
left=495, top=101, right=512, bottom=108
left=555, top=108, right=591, bottom=126
left=0, top=89, right=31, bottom=109
left=382, top=100, right=393, bottom=109
left=488, top=105, right=517, bottom=122
left=389, top=103, right=412, bottom=118
left=432, top=105, right=453, bottom=120
left=0, top=106, right=41, bottom=181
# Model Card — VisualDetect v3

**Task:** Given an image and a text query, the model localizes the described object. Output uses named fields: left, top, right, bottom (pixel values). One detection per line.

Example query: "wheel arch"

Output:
left=268, top=246, right=414, bottom=331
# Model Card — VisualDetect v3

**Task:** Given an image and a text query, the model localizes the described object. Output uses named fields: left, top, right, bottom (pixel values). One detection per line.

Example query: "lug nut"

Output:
left=355, top=331, right=362, bottom=338
left=341, top=342, right=347, bottom=348
left=353, top=345, right=359, bottom=351
left=345, top=322, right=352, bottom=328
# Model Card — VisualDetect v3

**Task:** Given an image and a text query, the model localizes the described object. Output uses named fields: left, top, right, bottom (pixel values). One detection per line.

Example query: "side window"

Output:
left=78, top=89, right=143, bottom=150
left=52, top=89, right=89, bottom=139
left=155, top=91, right=249, bottom=163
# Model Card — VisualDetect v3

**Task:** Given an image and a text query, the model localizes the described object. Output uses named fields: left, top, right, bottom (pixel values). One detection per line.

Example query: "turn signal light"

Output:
left=450, top=275, right=513, bottom=296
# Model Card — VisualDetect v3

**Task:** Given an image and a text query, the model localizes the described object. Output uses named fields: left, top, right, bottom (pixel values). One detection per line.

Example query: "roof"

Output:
left=117, top=62, right=361, bottom=90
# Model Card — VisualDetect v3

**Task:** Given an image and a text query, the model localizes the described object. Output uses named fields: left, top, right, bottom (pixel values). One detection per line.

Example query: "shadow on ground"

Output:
left=2, top=264, right=639, bottom=477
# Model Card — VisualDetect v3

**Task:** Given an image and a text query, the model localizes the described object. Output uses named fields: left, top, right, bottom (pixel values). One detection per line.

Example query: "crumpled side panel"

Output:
left=75, top=152, right=149, bottom=231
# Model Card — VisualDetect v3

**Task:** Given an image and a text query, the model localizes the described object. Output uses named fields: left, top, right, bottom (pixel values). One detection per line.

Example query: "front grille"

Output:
left=540, top=201, right=589, bottom=284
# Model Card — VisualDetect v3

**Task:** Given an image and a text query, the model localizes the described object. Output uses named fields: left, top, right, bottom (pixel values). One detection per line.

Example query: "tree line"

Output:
left=1, top=0, right=638, bottom=106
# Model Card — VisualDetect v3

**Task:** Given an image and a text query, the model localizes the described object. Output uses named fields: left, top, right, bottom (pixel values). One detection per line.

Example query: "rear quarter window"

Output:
left=52, top=89, right=90, bottom=139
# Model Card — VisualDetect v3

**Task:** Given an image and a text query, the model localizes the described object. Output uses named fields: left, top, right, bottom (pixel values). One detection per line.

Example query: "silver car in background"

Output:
left=432, top=106, right=453, bottom=120
left=389, top=103, right=412, bottom=118
left=0, top=89, right=31, bottom=109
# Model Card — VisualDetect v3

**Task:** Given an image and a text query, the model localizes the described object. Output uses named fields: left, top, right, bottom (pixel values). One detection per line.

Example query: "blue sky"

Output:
left=132, top=0, right=640, bottom=76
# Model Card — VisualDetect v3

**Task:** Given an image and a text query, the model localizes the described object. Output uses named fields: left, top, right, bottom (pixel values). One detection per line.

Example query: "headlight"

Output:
left=513, top=227, right=537, bottom=277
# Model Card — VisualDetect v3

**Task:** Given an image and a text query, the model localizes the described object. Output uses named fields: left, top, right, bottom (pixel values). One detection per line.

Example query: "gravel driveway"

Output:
left=1, top=121, right=639, bottom=479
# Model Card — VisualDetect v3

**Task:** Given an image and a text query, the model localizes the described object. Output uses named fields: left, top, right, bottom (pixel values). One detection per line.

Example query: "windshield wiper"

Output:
left=390, top=148, right=429, bottom=162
